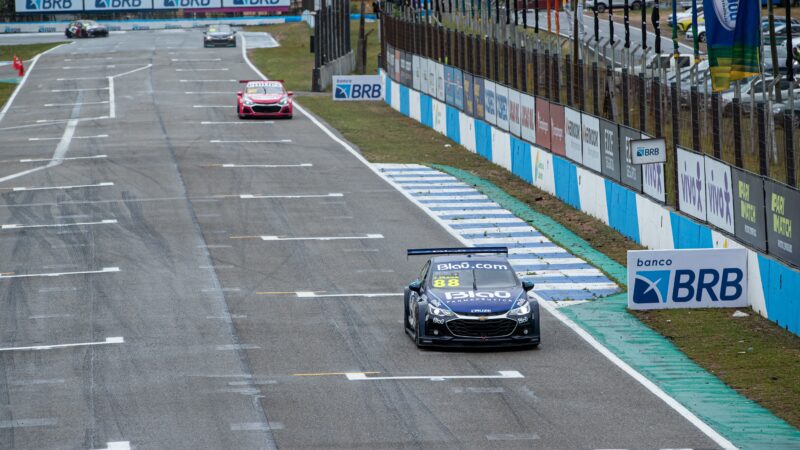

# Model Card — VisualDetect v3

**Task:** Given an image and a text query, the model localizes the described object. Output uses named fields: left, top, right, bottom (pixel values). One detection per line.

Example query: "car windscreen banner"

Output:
left=412, top=55, right=421, bottom=91
left=473, top=77, right=485, bottom=120
left=627, top=248, right=748, bottom=310
left=484, top=81, right=497, bottom=125
left=564, top=107, right=582, bottom=163
left=550, top=104, right=566, bottom=157
left=535, top=97, right=551, bottom=150
left=520, top=93, right=536, bottom=144
left=600, top=118, right=620, bottom=181
left=508, top=89, right=522, bottom=137
left=704, top=155, right=735, bottom=234
left=463, top=73, right=474, bottom=117
left=677, top=147, right=707, bottom=222
left=581, top=113, right=601, bottom=172
left=732, top=167, right=767, bottom=252
left=764, top=179, right=800, bottom=267
left=619, top=126, right=642, bottom=192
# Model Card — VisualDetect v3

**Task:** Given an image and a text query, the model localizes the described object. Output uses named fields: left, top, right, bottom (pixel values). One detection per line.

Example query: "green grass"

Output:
left=254, top=20, right=800, bottom=431
left=0, top=42, right=65, bottom=111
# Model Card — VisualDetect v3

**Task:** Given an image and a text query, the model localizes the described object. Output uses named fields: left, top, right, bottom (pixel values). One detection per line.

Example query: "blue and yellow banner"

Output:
left=702, top=0, right=761, bottom=92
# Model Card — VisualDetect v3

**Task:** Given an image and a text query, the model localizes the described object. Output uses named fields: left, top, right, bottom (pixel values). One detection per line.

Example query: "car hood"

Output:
left=247, top=94, right=284, bottom=103
left=428, top=287, right=524, bottom=315
left=208, top=32, right=234, bottom=37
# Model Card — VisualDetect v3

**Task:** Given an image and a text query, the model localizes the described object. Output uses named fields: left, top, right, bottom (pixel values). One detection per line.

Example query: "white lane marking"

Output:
left=61, top=65, right=116, bottom=69
left=56, top=76, right=105, bottom=80
left=172, top=58, right=222, bottom=62
left=7, top=181, right=114, bottom=192
left=0, top=418, right=58, bottom=428
left=209, top=139, right=292, bottom=143
left=108, top=76, right=115, bottom=118
left=0, top=336, right=124, bottom=352
left=259, top=234, right=383, bottom=241
left=486, top=433, right=539, bottom=441
left=534, top=282, right=618, bottom=290
left=36, top=116, right=109, bottom=123
left=230, top=422, right=284, bottom=431
left=201, top=121, right=274, bottom=125
left=0, top=43, right=66, bottom=124
left=94, top=442, right=131, bottom=450
left=16, top=154, right=107, bottom=164
left=421, top=202, right=500, bottom=208
left=0, top=267, right=119, bottom=280
left=216, top=344, right=260, bottom=351
left=467, top=236, right=550, bottom=244
left=193, top=105, right=233, bottom=108
left=44, top=101, right=109, bottom=107
left=8, top=378, right=65, bottom=386
left=176, top=68, right=229, bottom=71
left=443, top=217, right=527, bottom=225
left=50, top=87, right=110, bottom=92
left=219, top=163, right=311, bottom=168
left=345, top=370, right=524, bottom=381
left=110, top=64, right=152, bottom=79
left=294, top=292, right=402, bottom=298
left=180, top=79, right=238, bottom=83
left=0, top=119, right=79, bottom=184
left=185, top=91, right=231, bottom=94
left=201, top=287, right=241, bottom=292
left=239, top=193, right=343, bottom=199
left=64, top=57, right=112, bottom=61
left=29, top=134, right=108, bottom=141
left=1, top=219, right=117, bottom=230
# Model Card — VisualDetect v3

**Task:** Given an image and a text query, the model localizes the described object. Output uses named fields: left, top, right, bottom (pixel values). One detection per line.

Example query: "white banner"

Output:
left=222, top=0, right=290, bottom=7
left=16, top=0, right=83, bottom=11
left=520, top=93, right=536, bottom=144
left=564, top=107, right=582, bottom=164
left=154, top=0, right=222, bottom=9
left=677, top=147, right=707, bottom=221
left=426, top=59, right=436, bottom=96
left=435, top=62, right=445, bottom=102
left=628, top=248, right=748, bottom=310
left=84, top=0, right=153, bottom=11
left=704, top=156, right=735, bottom=234
left=412, top=55, right=421, bottom=91
left=581, top=113, right=601, bottom=172
left=495, top=85, right=509, bottom=131
left=484, top=81, right=497, bottom=125
left=508, top=89, right=522, bottom=137
left=333, top=75, right=383, bottom=101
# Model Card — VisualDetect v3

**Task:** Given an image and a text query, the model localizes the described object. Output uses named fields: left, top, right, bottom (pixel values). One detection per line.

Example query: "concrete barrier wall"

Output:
left=382, top=70, right=800, bottom=337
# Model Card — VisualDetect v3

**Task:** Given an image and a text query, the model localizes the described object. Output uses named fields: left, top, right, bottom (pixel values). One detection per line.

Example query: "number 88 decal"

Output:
left=433, top=278, right=460, bottom=288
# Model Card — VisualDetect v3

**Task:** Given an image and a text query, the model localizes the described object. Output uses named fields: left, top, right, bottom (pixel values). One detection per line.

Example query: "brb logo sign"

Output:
left=627, top=248, right=748, bottom=310
left=93, top=0, right=142, bottom=7
left=332, top=75, right=382, bottom=101
left=24, top=0, right=74, bottom=10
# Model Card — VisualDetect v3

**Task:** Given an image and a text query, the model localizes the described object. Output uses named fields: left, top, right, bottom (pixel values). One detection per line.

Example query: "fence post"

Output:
left=711, top=92, right=721, bottom=159
left=654, top=80, right=663, bottom=139
left=621, top=68, right=629, bottom=125
left=544, top=49, right=551, bottom=100
left=671, top=81, right=679, bottom=160
left=733, top=97, right=743, bottom=168
left=691, top=87, right=700, bottom=151
left=592, top=60, right=599, bottom=114
left=758, top=103, right=768, bottom=176
left=638, top=74, right=646, bottom=132
left=493, top=38, right=499, bottom=82
left=520, top=46, right=527, bottom=92
left=786, top=112, right=796, bottom=187
left=485, top=36, right=491, bottom=79
left=532, top=47, right=539, bottom=95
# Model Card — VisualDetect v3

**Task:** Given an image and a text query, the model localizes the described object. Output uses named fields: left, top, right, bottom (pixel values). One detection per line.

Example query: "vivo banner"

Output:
left=704, top=155, right=735, bottom=234
left=628, top=248, right=748, bottom=310
left=484, top=81, right=497, bottom=125
left=508, top=89, right=522, bottom=137
left=677, top=147, right=707, bottom=222
left=333, top=75, right=383, bottom=101
left=564, top=107, right=582, bottom=164
left=520, top=94, right=536, bottom=144
left=581, top=113, right=601, bottom=172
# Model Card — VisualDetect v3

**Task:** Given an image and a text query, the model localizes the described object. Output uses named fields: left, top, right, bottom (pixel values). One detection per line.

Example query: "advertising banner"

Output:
left=386, top=45, right=394, bottom=81
left=508, top=89, right=522, bottom=137
left=619, top=126, right=642, bottom=192
left=535, top=97, right=551, bottom=150
left=84, top=0, right=153, bottom=12
left=402, top=52, right=414, bottom=87
left=484, top=81, right=497, bottom=125
left=333, top=75, right=383, bottom=101
left=419, top=58, right=429, bottom=94
left=452, top=68, right=464, bottom=110
left=731, top=167, right=767, bottom=252
left=520, top=94, right=536, bottom=144
left=463, top=73, right=474, bottom=117
left=630, top=138, right=667, bottom=164
left=704, top=156, right=735, bottom=234
left=764, top=180, right=800, bottom=267
left=677, top=147, right=707, bottom=222
left=628, top=248, right=748, bottom=310
left=550, top=104, right=566, bottom=157
left=412, top=55, right=421, bottom=91
left=495, top=85, right=510, bottom=131
left=473, top=77, right=485, bottom=120
left=643, top=162, right=667, bottom=203
left=155, top=0, right=222, bottom=9
left=564, top=107, right=582, bottom=163
left=394, top=49, right=401, bottom=82
left=16, top=0, right=82, bottom=12
left=444, top=66, right=454, bottom=106
left=426, top=59, right=436, bottom=97
left=600, top=119, right=620, bottom=182
left=581, top=113, right=601, bottom=173
left=221, top=0, right=290, bottom=8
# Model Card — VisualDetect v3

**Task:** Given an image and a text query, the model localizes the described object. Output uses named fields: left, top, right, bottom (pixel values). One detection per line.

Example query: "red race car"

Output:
left=237, top=80, right=293, bottom=119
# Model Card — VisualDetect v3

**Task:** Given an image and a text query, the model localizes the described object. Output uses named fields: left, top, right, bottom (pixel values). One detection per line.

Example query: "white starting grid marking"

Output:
left=6, top=182, right=114, bottom=192
left=172, top=58, right=221, bottom=62
left=0, top=336, right=124, bottom=352
left=176, top=68, right=229, bottom=72
left=17, top=155, right=107, bottom=164
left=185, top=91, right=231, bottom=94
left=218, top=163, right=311, bottom=168
left=193, top=105, right=233, bottom=108
left=294, top=291, right=402, bottom=298
left=0, top=267, right=119, bottom=280
left=50, top=87, right=110, bottom=93
left=93, top=442, right=131, bottom=450
left=1, top=219, right=117, bottom=230
left=345, top=370, right=525, bottom=381
left=44, top=101, right=109, bottom=107
left=180, top=79, right=237, bottom=83
left=239, top=193, right=342, bottom=199
left=29, top=134, right=108, bottom=141
left=201, top=121, right=274, bottom=125
left=259, top=234, right=383, bottom=241
left=209, top=139, right=292, bottom=144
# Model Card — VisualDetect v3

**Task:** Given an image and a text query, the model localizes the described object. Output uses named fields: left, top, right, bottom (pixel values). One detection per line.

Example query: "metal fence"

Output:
left=380, top=3, right=799, bottom=203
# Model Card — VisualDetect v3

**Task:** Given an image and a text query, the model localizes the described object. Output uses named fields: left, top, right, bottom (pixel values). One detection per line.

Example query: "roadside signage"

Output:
left=333, top=75, right=383, bottom=101
left=677, top=147, right=707, bottom=221
left=629, top=138, right=667, bottom=164
left=627, top=248, right=748, bottom=310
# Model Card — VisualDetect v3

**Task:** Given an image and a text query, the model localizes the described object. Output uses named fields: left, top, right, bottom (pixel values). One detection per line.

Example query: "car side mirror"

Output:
left=522, top=280, right=535, bottom=292
left=287, top=91, right=294, bottom=96
left=237, top=91, right=243, bottom=96
left=408, top=280, right=422, bottom=292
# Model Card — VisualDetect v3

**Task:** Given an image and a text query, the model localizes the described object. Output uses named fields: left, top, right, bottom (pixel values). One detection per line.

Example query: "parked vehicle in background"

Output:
left=686, top=23, right=706, bottom=42
left=585, top=0, right=653, bottom=13
left=721, top=76, right=800, bottom=116
left=668, top=5, right=702, bottom=28
left=675, top=12, right=704, bottom=32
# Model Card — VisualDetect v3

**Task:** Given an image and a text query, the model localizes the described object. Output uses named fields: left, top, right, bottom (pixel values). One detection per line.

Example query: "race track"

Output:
left=0, top=30, right=721, bottom=449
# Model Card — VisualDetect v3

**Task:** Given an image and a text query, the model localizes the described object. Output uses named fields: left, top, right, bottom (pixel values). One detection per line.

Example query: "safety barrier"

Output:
left=382, top=67, right=800, bottom=337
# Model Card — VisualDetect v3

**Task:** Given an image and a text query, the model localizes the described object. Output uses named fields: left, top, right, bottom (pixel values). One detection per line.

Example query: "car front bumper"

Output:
left=205, top=38, right=236, bottom=47
left=240, top=103, right=292, bottom=118
left=416, top=314, right=540, bottom=348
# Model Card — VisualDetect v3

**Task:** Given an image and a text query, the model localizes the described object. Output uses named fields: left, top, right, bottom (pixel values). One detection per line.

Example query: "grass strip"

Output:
left=0, top=42, right=65, bottom=110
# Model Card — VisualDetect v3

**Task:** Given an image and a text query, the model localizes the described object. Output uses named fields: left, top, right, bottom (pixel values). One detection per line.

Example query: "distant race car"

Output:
left=203, top=24, right=236, bottom=48
left=404, top=247, right=540, bottom=348
left=237, top=80, right=293, bottom=119
left=65, top=20, right=108, bottom=38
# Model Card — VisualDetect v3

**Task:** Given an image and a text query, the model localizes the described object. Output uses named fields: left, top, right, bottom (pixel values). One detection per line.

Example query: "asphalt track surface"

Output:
left=0, top=30, right=721, bottom=449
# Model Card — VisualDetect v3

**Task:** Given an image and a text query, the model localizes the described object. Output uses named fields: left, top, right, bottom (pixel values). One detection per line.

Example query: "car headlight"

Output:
left=228, top=35, right=235, bottom=40
left=278, top=96, right=289, bottom=106
left=509, top=298, right=531, bottom=316
left=427, top=303, right=454, bottom=317
left=243, top=97, right=254, bottom=106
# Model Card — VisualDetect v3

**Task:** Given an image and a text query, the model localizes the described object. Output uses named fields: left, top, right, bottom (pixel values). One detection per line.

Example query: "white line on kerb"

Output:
left=44, top=101, right=109, bottom=107
left=345, top=370, right=524, bottom=381
left=1, top=219, right=117, bottom=230
left=294, top=292, right=402, bottom=298
left=219, top=163, right=311, bottom=168
left=259, top=234, right=383, bottom=241
left=29, top=135, right=108, bottom=141
left=209, top=139, right=292, bottom=143
left=0, top=336, right=124, bottom=352
left=0, top=267, right=119, bottom=279
left=239, top=193, right=343, bottom=199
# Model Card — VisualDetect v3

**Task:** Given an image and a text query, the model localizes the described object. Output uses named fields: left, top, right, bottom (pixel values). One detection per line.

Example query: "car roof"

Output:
left=429, top=254, right=510, bottom=265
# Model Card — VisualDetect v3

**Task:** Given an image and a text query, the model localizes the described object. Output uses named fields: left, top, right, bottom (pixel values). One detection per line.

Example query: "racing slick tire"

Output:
left=237, top=103, right=245, bottom=119
left=403, top=288, right=424, bottom=348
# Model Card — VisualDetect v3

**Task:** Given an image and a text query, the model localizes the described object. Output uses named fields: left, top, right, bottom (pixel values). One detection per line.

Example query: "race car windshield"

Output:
left=208, top=25, right=231, bottom=33
left=430, top=268, right=516, bottom=290
left=245, top=86, right=284, bottom=95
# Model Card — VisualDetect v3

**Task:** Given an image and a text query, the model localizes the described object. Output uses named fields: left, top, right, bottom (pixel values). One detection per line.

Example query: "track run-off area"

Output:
left=0, top=30, right=734, bottom=449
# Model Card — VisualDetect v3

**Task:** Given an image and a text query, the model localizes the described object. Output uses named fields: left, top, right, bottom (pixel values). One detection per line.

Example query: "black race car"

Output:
left=203, top=24, right=236, bottom=48
left=65, top=20, right=108, bottom=38
left=404, top=247, right=540, bottom=348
